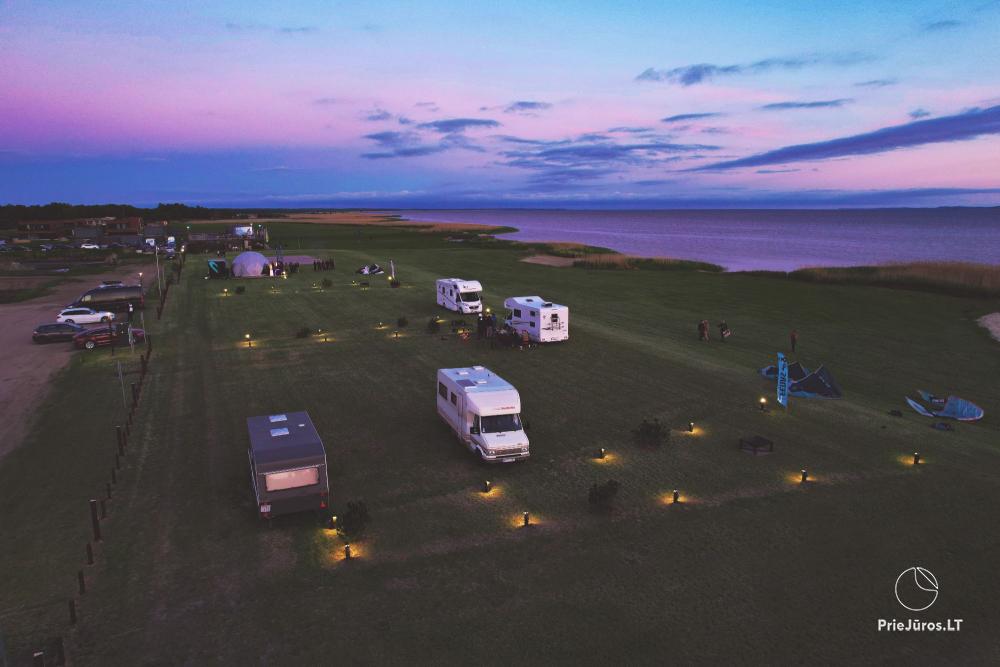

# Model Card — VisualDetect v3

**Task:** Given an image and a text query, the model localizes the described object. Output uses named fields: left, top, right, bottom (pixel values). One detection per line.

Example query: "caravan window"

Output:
left=450, top=392, right=457, bottom=405
left=438, top=382, right=448, bottom=399
left=264, top=466, right=319, bottom=491
left=513, top=309, right=522, bottom=318
left=530, top=311, right=537, bottom=317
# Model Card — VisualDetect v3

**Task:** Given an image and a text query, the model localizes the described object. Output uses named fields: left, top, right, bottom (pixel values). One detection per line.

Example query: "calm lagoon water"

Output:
left=395, top=209, right=1000, bottom=272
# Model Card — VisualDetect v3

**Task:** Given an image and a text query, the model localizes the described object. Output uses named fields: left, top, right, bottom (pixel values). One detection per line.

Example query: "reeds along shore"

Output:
left=789, top=262, right=1000, bottom=297
left=571, top=253, right=725, bottom=272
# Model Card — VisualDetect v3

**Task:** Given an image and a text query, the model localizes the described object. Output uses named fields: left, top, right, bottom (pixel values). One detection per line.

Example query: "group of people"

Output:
left=312, top=258, right=335, bottom=271
left=698, top=319, right=732, bottom=342
left=473, top=312, right=533, bottom=349
left=696, top=320, right=800, bottom=352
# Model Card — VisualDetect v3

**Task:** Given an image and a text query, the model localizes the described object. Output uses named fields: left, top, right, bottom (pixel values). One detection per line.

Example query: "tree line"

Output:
left=0, top=203, right=285, bottom=228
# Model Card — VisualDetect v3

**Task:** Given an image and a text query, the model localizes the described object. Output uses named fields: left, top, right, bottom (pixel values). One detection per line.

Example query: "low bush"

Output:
left=588, top=479, right=621, bottom=511
left=632, top=418, right=670, bottom=448
left=338, top=500, right=370, bottom=539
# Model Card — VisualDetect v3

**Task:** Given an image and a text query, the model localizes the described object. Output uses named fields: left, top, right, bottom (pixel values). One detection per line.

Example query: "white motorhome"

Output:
left=504, top=296, right=569, bottom=343
left=436, top=278, right=483, bottom=314
left=436, top=366, right=530, bottom=462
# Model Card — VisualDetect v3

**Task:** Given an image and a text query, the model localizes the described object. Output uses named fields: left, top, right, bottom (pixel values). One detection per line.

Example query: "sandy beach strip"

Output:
left=186, top=211, right=503, bottom=233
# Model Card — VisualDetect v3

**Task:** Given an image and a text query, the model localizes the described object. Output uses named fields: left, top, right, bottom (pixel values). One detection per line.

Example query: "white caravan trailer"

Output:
left=436, top=278, right=483, bottom=314
left=504, top=296, right=569, bottom=343
left=436, top=366, right=530, bottom=462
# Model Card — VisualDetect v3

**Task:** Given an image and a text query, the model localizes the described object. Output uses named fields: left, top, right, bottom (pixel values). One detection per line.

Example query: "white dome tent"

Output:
left=231, top=251, right=273, bottom=278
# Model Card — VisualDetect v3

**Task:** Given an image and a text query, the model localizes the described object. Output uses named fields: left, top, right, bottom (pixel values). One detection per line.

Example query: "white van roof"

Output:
left=437, top=278, right=482, bottom=291
left=505, top=295, right=564, bottom=309
left=439, top=366, right=513, bottom=393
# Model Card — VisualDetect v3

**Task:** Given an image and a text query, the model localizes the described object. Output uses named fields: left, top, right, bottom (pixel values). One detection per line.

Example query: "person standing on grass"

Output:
left=718, top=320, right=730, bottom=342
left=790, top=329, right=798, bottom=353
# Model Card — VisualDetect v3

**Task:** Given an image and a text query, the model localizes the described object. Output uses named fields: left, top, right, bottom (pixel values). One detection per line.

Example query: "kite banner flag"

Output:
left=777, top=352, right=789, bottom=408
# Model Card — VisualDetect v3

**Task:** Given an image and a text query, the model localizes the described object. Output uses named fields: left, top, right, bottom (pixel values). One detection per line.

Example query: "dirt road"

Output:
left=0, top=265, right=147, bottom=461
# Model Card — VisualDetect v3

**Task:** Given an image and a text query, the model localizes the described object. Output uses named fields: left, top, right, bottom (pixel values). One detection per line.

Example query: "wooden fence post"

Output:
left=89, top=500, right=101, bottom=542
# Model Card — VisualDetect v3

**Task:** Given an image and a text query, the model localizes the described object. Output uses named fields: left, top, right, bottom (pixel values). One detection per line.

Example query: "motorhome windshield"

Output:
left=460, top=291, right=481, bottom=302
left=481, top=413, right=522, bottom=433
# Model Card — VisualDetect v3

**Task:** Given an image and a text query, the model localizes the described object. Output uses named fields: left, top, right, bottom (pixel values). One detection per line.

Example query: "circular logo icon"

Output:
left=895, top=567, right=939, bottom=612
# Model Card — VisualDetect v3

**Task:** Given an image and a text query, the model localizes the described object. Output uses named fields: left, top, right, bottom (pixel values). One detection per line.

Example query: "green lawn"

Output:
left=2, top=223, right=998, bottom=665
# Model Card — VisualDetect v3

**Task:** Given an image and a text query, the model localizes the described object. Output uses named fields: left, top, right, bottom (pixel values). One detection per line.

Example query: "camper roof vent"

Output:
left=526, top=297, right=536, bottom=302
left=472, top=365, right=485, bottom=370
left=476, top=380, right=487, bottom=385
left=458, top=370, right=469, bottom=375
left=268, top=414, right=287, bottom=423
left=269, top=427, right=290, bottom=437
left=543, top=302, right=553, bottom=307
left=458, top=379, right=476, bottom=387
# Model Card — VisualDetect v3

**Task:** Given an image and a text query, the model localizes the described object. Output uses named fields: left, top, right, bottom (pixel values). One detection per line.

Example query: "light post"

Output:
left=245, top=333, right=252, bottom=348
left=759, top=397, right=767, bottom=412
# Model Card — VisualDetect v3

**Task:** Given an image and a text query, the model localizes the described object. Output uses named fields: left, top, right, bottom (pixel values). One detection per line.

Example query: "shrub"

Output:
left=234, top=285, right=246, bottom=294
left=397, top=316, right=408, bottom=328
left=427, top=317, right=441, bottom=334
left=321, top=278, right=333, bottom=288
left=588, top=480, right=621, bottom=511
left=295, top=326, right=311, bottom=339
left=338, top=500, right=370, bottom=539
left=632, top=418, right=669, bottom=448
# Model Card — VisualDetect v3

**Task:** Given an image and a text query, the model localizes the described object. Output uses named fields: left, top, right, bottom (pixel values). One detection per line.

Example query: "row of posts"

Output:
left=34, top=332, right=156, bottom=665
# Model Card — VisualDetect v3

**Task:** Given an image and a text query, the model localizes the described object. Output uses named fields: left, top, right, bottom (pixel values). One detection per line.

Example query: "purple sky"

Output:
left=1, top=0, right=999, bottom=207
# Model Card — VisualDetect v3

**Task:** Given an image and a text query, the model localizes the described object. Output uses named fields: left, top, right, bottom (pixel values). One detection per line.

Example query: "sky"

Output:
left=1, top=0, right=999, bottom=208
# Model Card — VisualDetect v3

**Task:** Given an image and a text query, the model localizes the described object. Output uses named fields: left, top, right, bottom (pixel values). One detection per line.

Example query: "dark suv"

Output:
left=32, top=322, right=85, bottom=343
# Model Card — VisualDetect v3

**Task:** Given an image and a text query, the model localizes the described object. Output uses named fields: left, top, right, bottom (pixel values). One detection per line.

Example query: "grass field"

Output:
left=1, top=223, right=998, bottom=665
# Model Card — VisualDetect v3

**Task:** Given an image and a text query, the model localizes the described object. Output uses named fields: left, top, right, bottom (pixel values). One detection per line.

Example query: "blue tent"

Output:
left=759, top=362, right=842, bottom=399
left=906, top=392, right=984, bottom=421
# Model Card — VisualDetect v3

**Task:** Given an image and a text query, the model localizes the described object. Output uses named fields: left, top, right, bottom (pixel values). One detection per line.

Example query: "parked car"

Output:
left=74, top=325, right=145, bottom=350
left=32, top=322, right=85, bottom=343
left=56, top=307, right=115, bottom=324
left=80, top=242, right=101, bottom=250
left=98, top=280, right=124, bottom=288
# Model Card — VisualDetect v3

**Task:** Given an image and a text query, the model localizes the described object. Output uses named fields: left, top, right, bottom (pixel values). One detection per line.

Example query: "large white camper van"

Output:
left=436, top=278, right=483, bottom=314
left=436, top=366, right=530, bottom=462
left=504, top=296, right=569, bottom=343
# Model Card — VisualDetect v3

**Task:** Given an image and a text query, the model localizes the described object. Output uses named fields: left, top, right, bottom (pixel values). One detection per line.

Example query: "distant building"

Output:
left=16, top=217, right=145, bottom=241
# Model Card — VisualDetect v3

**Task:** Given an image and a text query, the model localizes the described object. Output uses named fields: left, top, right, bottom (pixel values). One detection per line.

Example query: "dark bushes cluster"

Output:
left=588, top=479, right=621, bottom=510
left=632, top=418, right=669, bottom=448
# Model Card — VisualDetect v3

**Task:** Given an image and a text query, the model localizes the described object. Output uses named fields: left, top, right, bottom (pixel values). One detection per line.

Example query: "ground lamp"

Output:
left=245, top=333, right=252, bottom=348
left=597, top=447, right=606, bottom=459
left=328, top=515, right=338, bottom=530
left=223, top=288, right=229, bottom=296
left=759, top=397, right=767, bottom=412
left=688, top=421, right=695, bottom=433
left=393, top=330, right=399, bottom=339
left=522, top=511, right=530, bottom=527
left=344, top=544, right=352, bottom=560
left=672, top=489, right=680, bottom=504
left=319, top=328, right=328, bottom=342
left=913, top=452, right=921, bottom=465
left=800, top=469, right=808, bottom=483
left=483, top=480, right=492, bottom=494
